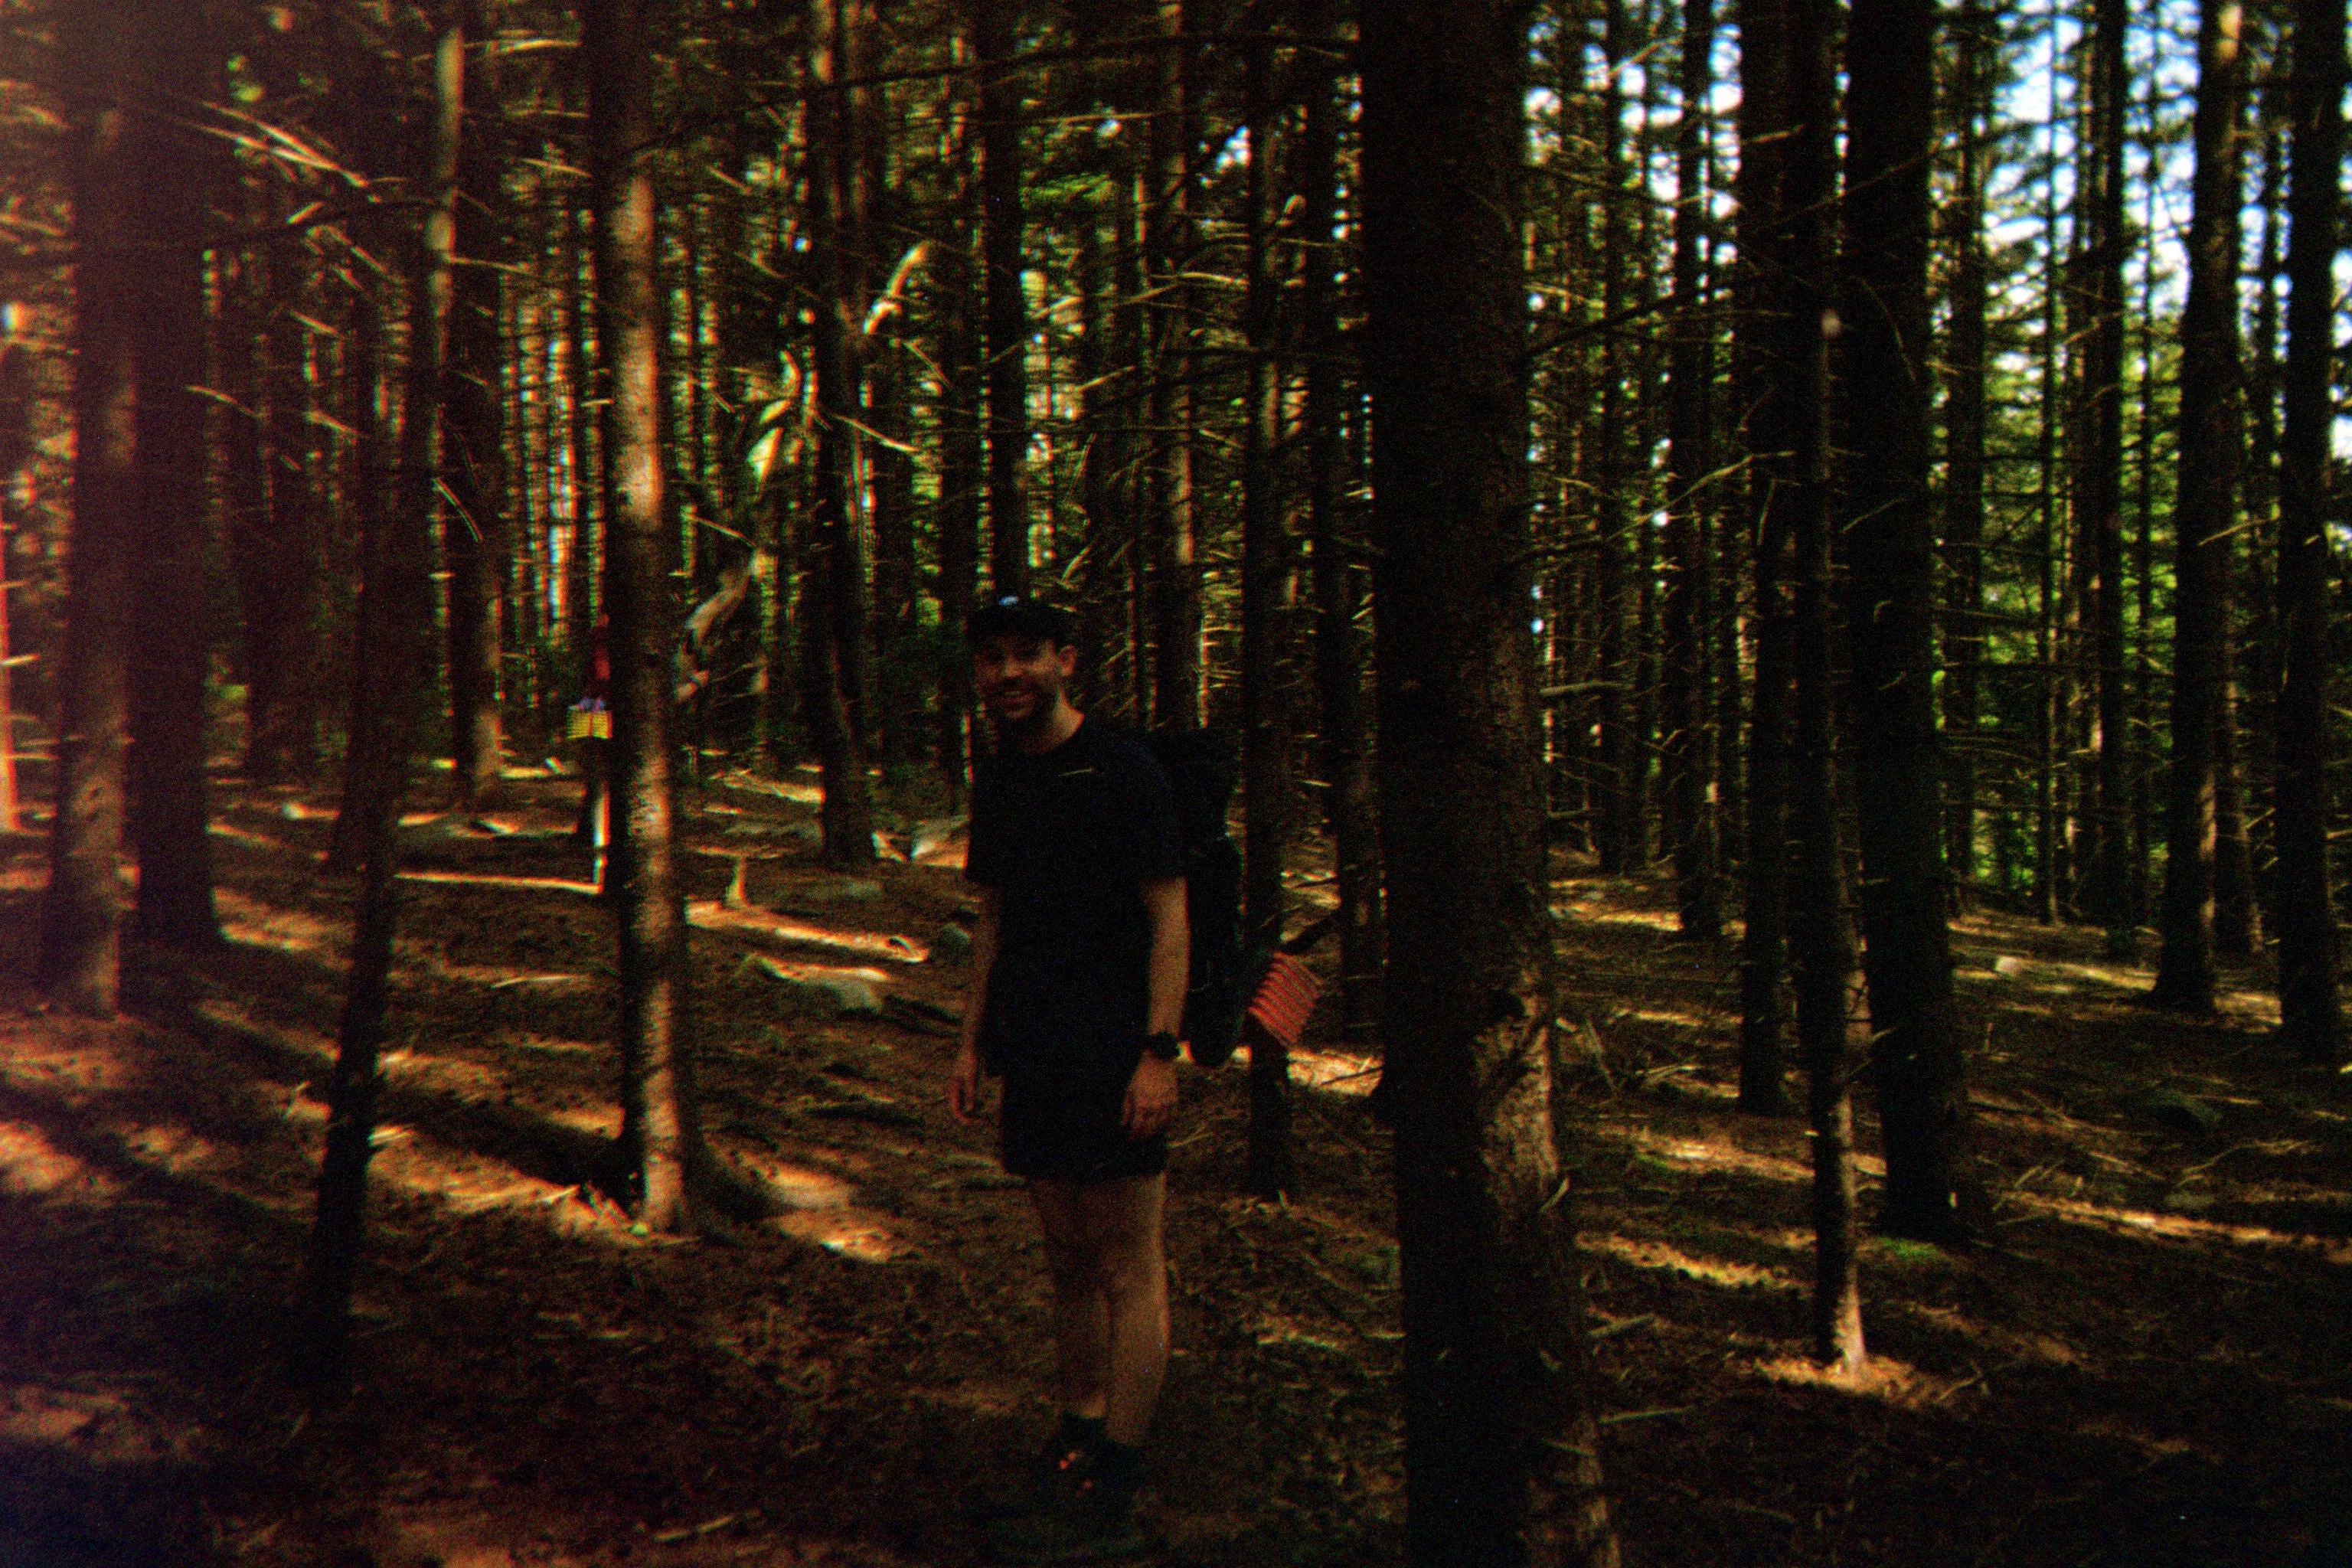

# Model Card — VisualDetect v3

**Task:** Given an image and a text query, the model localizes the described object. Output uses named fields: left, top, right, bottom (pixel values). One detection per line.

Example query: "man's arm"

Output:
left=947, top=888, right=1001, bottom=1123
left=1125, top=875, right=1189, bottom=1137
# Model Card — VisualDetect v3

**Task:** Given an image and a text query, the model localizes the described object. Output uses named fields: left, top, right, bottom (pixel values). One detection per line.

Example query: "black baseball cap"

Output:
left=965, top=593, right=1076, bottom=648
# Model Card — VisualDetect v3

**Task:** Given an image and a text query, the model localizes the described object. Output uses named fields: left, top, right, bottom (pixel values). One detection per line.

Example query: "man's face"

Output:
left=975, top=632, right=1076, bottom=729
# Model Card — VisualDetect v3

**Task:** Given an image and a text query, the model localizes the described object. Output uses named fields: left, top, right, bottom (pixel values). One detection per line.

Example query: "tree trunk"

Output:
left=41, top=0, right=145, bottom=1018
left=2077, top=0, right=2132, bottom=949
left=936, top=65, right=983, bottom=804
left=293, top=12, right=462, bottom=1387
left=2152, top=0, right=2247, bottom=1014
left=1733, top=0, right=1793, bottom=1116
left=1940, top=2, right=1994, bottom=906
left=1148, top=0, right=1202, bottom=728
left=1784, top=0, right=1866, bottom=1371
left=1299, top=2, right=1381, bottom=1045
left=129, top=10, right=218, bottom=950
left=590, top=0, right=708, bottom=1225
left=443, top=0, right=509, bottom=809
left=245, top=238, right=322, bottom=785
left=2272, top=0, right=2347, bottom=1063
left=803, top=0, right=877, bottom=865
left=1592, top=0, right=1635, bottom=875
left=1663, top=0, right=1719, bottom=940
left=1361, top=3, right=1622, bottom=1562
left=1840, top=0, right=1972, bottom=1242
left=975, top=0, right=1031, bottom=596
left=1240, top=39, right=1295, bottom=1201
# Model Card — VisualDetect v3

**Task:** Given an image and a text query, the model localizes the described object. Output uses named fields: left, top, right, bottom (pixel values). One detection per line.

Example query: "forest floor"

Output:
left=1, top=764, right=2349, bottom=1567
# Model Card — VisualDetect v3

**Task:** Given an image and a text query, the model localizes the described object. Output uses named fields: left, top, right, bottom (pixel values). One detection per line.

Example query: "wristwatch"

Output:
left=1142, top=1031, right=1181, bottom=1063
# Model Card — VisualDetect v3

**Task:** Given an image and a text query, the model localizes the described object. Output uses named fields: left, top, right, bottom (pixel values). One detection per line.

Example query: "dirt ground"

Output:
left=0, top=765, right=2347, bottom=1566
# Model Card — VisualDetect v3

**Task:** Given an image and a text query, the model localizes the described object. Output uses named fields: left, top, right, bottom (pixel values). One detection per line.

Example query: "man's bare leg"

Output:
left=1080, top=1174, right=1167, bottom=1446
left=1031, top=1180, right=1110, bottom=1421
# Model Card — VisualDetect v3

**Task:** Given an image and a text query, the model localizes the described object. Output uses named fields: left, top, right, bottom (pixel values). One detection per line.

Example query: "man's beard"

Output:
left=989, top=680, right=1060, bottom=736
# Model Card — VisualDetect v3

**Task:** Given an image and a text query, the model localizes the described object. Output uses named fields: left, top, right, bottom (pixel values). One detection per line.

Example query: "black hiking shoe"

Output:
left=966, top=1430, right=1096, bottom=1524
left=982, top=1473, right=1147, bottom=1563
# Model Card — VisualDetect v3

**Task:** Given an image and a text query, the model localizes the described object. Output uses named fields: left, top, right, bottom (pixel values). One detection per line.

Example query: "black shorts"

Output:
left=998, top=1060, right=1168, bottom=1184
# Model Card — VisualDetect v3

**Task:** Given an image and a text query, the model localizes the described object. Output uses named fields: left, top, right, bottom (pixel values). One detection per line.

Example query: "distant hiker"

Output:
left=947, top=593, right=1188, bottom=1563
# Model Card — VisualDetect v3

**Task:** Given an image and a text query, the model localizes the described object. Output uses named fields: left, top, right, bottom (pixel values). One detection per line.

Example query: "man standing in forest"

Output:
left=947, top=594, right=1189, bottom=1563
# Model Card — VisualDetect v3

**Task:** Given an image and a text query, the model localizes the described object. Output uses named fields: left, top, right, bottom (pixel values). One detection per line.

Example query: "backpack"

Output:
left=1142, top=727, right=1248, bottom=1067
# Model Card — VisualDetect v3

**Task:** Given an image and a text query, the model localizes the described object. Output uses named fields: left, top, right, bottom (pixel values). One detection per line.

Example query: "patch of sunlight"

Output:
left=206, top=821, right=293, bottom=852
left=215, top=888, right=341, bottom=956
left=1899, top=1300, right=2083, bottom=1367
left=768, top=1207, right=899, bottom=1261
left=1618, top=1007, right=1714, bottom=1030
left=429, top=961, right=593, bottom=989
left=1554, top=900, right=1682, bottom=933
left=1250, top=1312, right=1350, bottom=1354
left=0, top=867, right=43, bottom=890
left=0, top=1025, right=140, bottom=1094
left=688, top=899, right=927, bottom=963
left=192, top=999, right=337, bottom=1067
left=714, top=769, right=822, bottom=805
left=509, top=1035, right=599, bottom=1056
left=0, top=1384, right=124, bottom=1448
left=747, top=955, right=893, bottom=988
left=370, top=1131, right=635, bottom=1243
left=2220, top=988, right=2282, bottom=1021
left=544, top=1103, right=622, bottom=1138
left=2017, top=1190, right=2352, bottom=1265
left=0, top=1120, right=118, bottom=1200
left=1586, top=1122, right=1817, bottom=1186
left=1270, top=1045, right=1377, bottom=1095
left=1586, top=1233, right=1798, bottom=1292
left=116, top=1121, right=218, bottom=1177
left=378, top=1048, right=506, bottom=1099
left=1750, top=1353, right=1952, bottom=1403
left=733, top=1158, right=858, bottom=1212
left=2076, top=1415, right=2211, bottom=1463
left=397, top=869, right=597, bottom=895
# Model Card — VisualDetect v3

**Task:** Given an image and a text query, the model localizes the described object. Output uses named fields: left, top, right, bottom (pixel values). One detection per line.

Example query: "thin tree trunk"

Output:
left=293, top=13, right=462, bottom=1387
left=936, top=61, right=982, bottom=804
left=1240, top=39, right=1295, bottom=1201
left=1663, top=0, right=1719, bottom=939
left=1940, top=2, right=1993, bottom=907
left=590, top=0, right=708, bottom=1225
left=1592, top=0, right=1635, bottom=875
left=2152, top=0, right=2246, bottom=1014
left=2272, top=0, right=2347, bottom=1063
left=975, top=0, right=1030, bottom=597
left=41, top=0, right=145, bottom=1017
left=1734, top=0, right=1793, bottom=1116
left=1841, top=0, right=1971, bottom=1243
left=1362, top=3, right=1621, bottom=1561
left=804, top=0, right=877, bottom=865
left=129, top=19, right=218, bottom=950
left=443, top=0, right=508, bottom=809
left=1148, top=0, right=1202, bottom=728
left=2078, top=0, right=2132, bottom=949
left=1299, top=2, right=1380, bottom=1045
left=1785, top=0, right=1865, bottom=1370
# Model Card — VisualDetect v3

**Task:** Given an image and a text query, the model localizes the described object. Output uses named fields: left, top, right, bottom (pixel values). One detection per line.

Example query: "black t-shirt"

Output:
left=965, top=717, right=1184, bottom=1073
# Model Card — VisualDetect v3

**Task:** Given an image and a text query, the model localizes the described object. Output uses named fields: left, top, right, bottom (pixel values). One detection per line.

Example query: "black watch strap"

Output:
left=1143, top=1030, right=1181, bottom=1062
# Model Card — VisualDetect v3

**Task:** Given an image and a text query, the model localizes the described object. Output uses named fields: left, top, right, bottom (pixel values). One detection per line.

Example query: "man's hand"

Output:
left=948, top=1042, right=984, bottom=1123
left=1123, top=1054, right=1178, bottom=1139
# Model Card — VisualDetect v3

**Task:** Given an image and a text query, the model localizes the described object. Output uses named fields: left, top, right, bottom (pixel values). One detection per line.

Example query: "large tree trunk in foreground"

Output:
left=294, top=14, right=462, bottom=1388
left=591, top=0, right=708, bottom=1227
left=2151, top=0, right=2247, bottom=1014
left=1147, top=0, right=1202, bottom=727
left=2272, top=0, right=2347, bottom=1063
left=1840, top=0, right=1972, bottom=1242
left=1940, top=0, right=1994, bottom=903
left=1361, top=4, right=1620, bottom=1563
left=41, top=0, right=145, bottom=1018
